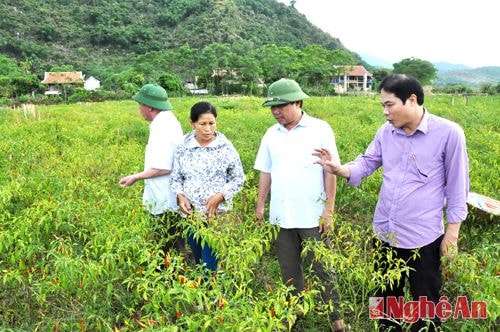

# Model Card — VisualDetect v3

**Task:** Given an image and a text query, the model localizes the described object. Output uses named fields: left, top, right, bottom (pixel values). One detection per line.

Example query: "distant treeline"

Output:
left=1, top=45, right=499, bottom=107
left=1, top=43, right=359, bottom=105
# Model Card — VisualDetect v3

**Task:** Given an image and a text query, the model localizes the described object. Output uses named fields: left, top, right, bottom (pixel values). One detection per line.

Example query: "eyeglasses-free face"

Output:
left=191, top=113, right=217, bottom=146
left=270, top=101, right=302, bottom=130
left=380, top=90, right=421, bottom=135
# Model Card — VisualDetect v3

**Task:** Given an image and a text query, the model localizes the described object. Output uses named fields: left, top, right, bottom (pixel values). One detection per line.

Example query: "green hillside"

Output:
left=0, top=0, right=354, bottom=69
left=435, top=67, right=500, bottom=87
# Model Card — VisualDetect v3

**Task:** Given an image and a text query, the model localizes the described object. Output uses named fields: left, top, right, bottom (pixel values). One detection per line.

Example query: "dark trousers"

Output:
left=187, top=232, right=218, bottom=271
left=375, top=235, right=444, bottom=332
left=275, top=227, right=341, bottom=321
left=154, top=211, right=186, bottom=253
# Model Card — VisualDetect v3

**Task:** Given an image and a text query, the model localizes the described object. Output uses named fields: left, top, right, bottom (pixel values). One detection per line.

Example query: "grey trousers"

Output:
left=274, top=227, right=341, bottom=321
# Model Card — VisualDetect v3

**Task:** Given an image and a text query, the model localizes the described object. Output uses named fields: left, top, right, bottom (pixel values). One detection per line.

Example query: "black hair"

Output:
left=190, top=101, right=217, bottom=122
left=378, top=74, right=424, bottom=105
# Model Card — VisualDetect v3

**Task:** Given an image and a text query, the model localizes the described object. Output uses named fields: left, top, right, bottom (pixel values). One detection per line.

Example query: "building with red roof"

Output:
left=41, top=71, right=84, bottom=95
left=330, top=65, right=373, bottom=93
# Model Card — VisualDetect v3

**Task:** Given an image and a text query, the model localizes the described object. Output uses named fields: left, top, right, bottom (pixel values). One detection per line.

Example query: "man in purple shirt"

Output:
left=314, top=74, right=469, bottom=331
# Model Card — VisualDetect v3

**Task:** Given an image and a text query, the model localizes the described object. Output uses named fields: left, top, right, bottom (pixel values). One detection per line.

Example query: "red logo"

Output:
left=369, top=296, right=487, bottom=322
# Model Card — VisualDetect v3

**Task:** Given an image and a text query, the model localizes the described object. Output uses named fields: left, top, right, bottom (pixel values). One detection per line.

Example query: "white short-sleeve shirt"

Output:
left=254, top=112, right=340, bottom=229
left=143, top=111, right=184, bottom=215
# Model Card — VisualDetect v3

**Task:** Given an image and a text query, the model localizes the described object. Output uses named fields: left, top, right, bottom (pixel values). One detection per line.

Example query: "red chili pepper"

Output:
left=79, top=319, right=86, bottom=332
left=164, top=254, right=170, bottom=268
left=218, top=296, right=223, bottom=310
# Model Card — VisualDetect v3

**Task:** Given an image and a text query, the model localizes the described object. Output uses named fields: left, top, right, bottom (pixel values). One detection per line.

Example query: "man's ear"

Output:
left=409, top=94, right=418, bottom=105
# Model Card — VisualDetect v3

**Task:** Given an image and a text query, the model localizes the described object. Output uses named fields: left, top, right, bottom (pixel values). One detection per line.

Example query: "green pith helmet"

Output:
left=262, top=78, right=309, bottom=107
left=132, top=84, right=173, bottom=111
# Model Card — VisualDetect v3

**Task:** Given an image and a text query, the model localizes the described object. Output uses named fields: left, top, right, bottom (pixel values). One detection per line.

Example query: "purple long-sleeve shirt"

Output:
left=347, top=110, right=469, bottom=248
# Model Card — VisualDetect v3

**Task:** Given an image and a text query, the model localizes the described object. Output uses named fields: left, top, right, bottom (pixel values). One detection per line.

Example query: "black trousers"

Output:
left=153, top=211, right=186, bottom=253
left=375, top=235, right=444, bottom=332
left=274, top=227, right=341, bottom=321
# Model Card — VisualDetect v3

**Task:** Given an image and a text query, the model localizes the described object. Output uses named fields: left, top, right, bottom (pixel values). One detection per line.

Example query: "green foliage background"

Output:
left=1, top=0, right=499, bottom=101
left=0, top=0, right=371, bottom=104
left=0, top=96, right=498, bottom=331
left=0, top=0, right=351, bottom=70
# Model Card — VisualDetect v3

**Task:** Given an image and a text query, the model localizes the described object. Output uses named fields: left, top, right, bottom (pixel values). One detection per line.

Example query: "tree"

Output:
left=297, top=46, right=355, bottom=91
left=19, top=55, right=44, bottom=76
left=392, top=57, right=436, bottom=85
left=106, top=69, right=144, bottom=93
left=0, top=55, right=37, bottom=99
left=479, top=83, right=496, bottom=95
left=199, top=43, right=235, bottom=94
left=372, top=68, right=392, bottom=90
left=11, top=75, right=42, bottom=97
left=50, top=65, right=75, bottom=72
left=157, top=72, right=183, bottom=95
left=132, top=51, right=171, bottom=82
left=0, top=55, right=21, bottom=76
left=232, top=53, right=262, bottom=95
left=256, top=44, right=299, bottom=83
left=168, top=44, right=200, bottom=82
left=298, top=45, right=334, bottom=89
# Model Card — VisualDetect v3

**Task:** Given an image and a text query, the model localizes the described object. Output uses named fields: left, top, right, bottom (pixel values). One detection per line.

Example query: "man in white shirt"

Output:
left=254, top=78, right=346, bottom=331
left=119, top=84, right=184, bottom=252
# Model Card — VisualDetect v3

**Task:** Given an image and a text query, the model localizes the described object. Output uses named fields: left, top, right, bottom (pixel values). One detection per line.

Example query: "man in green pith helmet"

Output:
left=119, top=84, right=185, bottom=253
left=254, top=78, right=347, bottom=331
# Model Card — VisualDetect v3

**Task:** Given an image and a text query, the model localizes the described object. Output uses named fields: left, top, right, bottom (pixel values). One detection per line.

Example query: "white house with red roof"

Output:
left=41, top=72, right=100, bottom=95
left=330, top=65, right=373, bottom=93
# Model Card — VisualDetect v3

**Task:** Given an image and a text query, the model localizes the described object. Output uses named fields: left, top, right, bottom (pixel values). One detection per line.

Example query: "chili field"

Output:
left=0, top=95, right=498, bottom=331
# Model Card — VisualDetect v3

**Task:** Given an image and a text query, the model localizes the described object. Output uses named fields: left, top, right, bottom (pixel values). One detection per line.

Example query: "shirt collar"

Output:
left=276, top=111, right=311, bottom=131
left=415, top=108, right=429, bottom=134
left=185, top=131, right=220, bottom=148
left=150, top=110, right=165, bottom=125
left=393, top=108, right=429, bottom=136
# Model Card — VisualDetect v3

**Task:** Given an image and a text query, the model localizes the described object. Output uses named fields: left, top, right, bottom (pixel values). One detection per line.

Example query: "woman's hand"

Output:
left=204, top=193, right=224, bottom=217
left=177, top=194, right=193, bottom=215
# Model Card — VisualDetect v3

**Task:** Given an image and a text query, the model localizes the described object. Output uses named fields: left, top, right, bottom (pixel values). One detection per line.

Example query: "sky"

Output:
left=276, top=0, right=499, bottom=68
